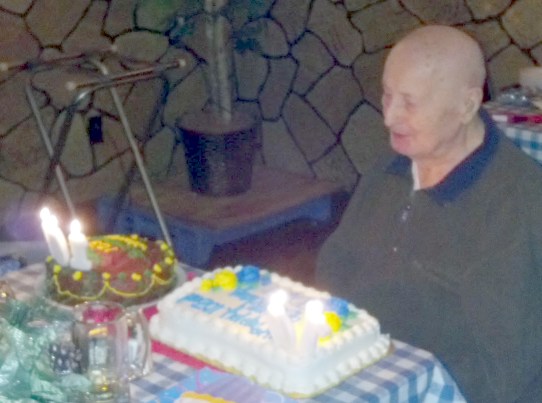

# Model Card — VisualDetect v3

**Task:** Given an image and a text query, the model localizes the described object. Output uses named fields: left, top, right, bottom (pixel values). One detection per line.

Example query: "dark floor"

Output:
left=207, top=216, right=339, bottom=287
left=207, top=191, right=348, bottom=286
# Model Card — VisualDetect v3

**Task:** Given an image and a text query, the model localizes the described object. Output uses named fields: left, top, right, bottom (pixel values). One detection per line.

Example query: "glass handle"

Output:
left=125, top=308, right=152, bottom=380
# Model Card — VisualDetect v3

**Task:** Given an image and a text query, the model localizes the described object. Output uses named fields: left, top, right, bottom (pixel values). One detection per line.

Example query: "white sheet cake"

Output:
left=149, top=265, right=390, bottom=398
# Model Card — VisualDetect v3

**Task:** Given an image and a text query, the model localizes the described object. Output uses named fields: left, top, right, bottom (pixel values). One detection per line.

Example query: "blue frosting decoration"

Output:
left=327, top=297, right=350, bottom=318
left=237, top=265, right=260, bottom=287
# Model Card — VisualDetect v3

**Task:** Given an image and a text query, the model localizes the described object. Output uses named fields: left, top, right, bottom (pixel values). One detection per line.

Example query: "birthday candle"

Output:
left=264, top=289, right=296, bottom=351
left=298, top=299, right=331, bottom=356
left=40, top=207, right=70, bottom=265
left=68, top=219, right=92, bottom=271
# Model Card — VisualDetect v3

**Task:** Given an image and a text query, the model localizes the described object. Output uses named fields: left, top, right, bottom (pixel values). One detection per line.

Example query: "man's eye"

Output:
left=405, top=100, right=415, bottom=109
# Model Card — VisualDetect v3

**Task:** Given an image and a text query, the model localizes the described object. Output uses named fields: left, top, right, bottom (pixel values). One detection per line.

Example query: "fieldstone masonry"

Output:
left=1, top=0, right=542, bottom=235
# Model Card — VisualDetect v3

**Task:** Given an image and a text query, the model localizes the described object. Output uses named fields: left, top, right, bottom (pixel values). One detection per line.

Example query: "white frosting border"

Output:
left=150, top=267, right=390, bottom=398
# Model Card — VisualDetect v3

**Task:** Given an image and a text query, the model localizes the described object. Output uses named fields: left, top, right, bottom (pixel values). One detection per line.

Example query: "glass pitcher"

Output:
left=72, top=300, right=152, bottom=402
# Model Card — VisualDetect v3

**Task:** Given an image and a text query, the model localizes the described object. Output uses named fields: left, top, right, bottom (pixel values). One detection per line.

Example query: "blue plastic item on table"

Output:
left=0, top=255, right=26, bottom=276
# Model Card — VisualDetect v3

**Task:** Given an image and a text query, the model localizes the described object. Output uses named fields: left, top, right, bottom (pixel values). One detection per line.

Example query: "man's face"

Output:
left=381, top=49, right=465, bottom=164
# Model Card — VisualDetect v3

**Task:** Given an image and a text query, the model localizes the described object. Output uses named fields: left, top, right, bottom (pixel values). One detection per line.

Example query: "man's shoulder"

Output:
left=479, top=135, right=542, bottom=209
left=493, top=135, right=542, bottom=182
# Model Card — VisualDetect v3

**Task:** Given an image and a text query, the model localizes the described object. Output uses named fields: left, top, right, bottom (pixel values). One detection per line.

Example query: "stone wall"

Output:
left=1, top=0, right=541, bottom=236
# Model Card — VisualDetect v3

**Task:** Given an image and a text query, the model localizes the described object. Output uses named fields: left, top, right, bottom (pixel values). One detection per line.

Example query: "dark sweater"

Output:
left=316, top=111, right=542, bottom=402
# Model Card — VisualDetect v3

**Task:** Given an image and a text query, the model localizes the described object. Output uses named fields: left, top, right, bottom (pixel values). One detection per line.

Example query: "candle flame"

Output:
left=268, top=289, right=288, bottom=316
left=39, top=207, right=51, bottom=220
left=270, top=289, right=288, bottom=305
left=70, top=219, right=83, bottom=235
left=40, top=207, right=59, bottom=227
left=305, top=300, right=325, bottom=324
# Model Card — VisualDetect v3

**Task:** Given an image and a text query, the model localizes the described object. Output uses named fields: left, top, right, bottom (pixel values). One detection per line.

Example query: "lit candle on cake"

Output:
left=298, top=299, right=331, bottom=356
left=68, top=219, right=92, bottom=271
left=40, top=207, right=70, bottom=265
left=265, top=289, right=296, bottom=351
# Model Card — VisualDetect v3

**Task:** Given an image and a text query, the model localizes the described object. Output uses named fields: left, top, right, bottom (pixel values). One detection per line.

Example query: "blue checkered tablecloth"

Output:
left=2, top=258, right=466, bottom=402
left=484, top=102, right=542, bottom=164
left=129, top=339, right=464, bottom=403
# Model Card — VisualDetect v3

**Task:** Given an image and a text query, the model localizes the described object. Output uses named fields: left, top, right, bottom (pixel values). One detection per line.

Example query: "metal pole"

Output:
left=65, top=60, right=184, bottom=92
left=0, top=47, right=116, bottom=73
left=85, top=59, right=177, bottom=247
left=25, top=83, right=77, bottom=219
left=22, top=55, right=184, bottom=247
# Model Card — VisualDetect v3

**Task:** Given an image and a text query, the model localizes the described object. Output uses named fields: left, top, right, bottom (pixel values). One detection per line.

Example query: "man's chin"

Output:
left=390, top=138, right=412, bottom=157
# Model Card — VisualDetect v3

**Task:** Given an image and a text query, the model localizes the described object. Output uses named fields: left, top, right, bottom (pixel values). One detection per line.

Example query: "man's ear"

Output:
left=461, top=87, right=483, bottom=124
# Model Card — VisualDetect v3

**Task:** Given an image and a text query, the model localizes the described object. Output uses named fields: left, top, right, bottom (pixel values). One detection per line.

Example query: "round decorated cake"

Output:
left=44, top=234, right=178, bottom=306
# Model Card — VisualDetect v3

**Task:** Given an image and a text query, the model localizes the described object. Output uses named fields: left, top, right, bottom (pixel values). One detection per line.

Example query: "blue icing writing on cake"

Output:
left=150, top=265, right=391, bottom=398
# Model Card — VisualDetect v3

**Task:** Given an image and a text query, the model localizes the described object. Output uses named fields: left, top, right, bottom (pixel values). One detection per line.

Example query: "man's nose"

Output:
left=383, top=99, right=402, bottom=127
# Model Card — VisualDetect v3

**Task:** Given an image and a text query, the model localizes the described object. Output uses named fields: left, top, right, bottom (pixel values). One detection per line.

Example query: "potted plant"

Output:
left=136, top=0, right=265, bottom=196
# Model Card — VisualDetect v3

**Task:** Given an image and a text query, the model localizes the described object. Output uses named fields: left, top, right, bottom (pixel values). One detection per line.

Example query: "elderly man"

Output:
left=316, top=25, right=542, bottom=402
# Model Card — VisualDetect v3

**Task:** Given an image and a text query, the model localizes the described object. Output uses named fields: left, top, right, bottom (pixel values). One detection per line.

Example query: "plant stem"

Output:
left=204, top=0, right=232, bottom=121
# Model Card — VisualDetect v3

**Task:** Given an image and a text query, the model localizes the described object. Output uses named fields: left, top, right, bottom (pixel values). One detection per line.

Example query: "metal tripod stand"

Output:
left=5, top=51, right=185, bottom=272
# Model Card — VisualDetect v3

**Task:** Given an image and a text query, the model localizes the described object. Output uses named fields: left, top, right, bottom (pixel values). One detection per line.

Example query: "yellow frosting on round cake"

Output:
left=45, top=234, right=178, bottom=306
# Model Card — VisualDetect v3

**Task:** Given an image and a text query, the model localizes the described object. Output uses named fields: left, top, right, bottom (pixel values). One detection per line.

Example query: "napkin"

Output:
left=0, top=298, right=89, bottom=402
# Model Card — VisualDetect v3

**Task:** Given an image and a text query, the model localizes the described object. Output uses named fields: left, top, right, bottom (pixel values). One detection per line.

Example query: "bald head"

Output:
left=388, top=25, right=486, bottom=90
left=381, top=25, right=488, bottom=167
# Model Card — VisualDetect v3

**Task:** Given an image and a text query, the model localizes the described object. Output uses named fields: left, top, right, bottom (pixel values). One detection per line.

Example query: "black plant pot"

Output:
left=177, top=109, right=259, bottom=197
